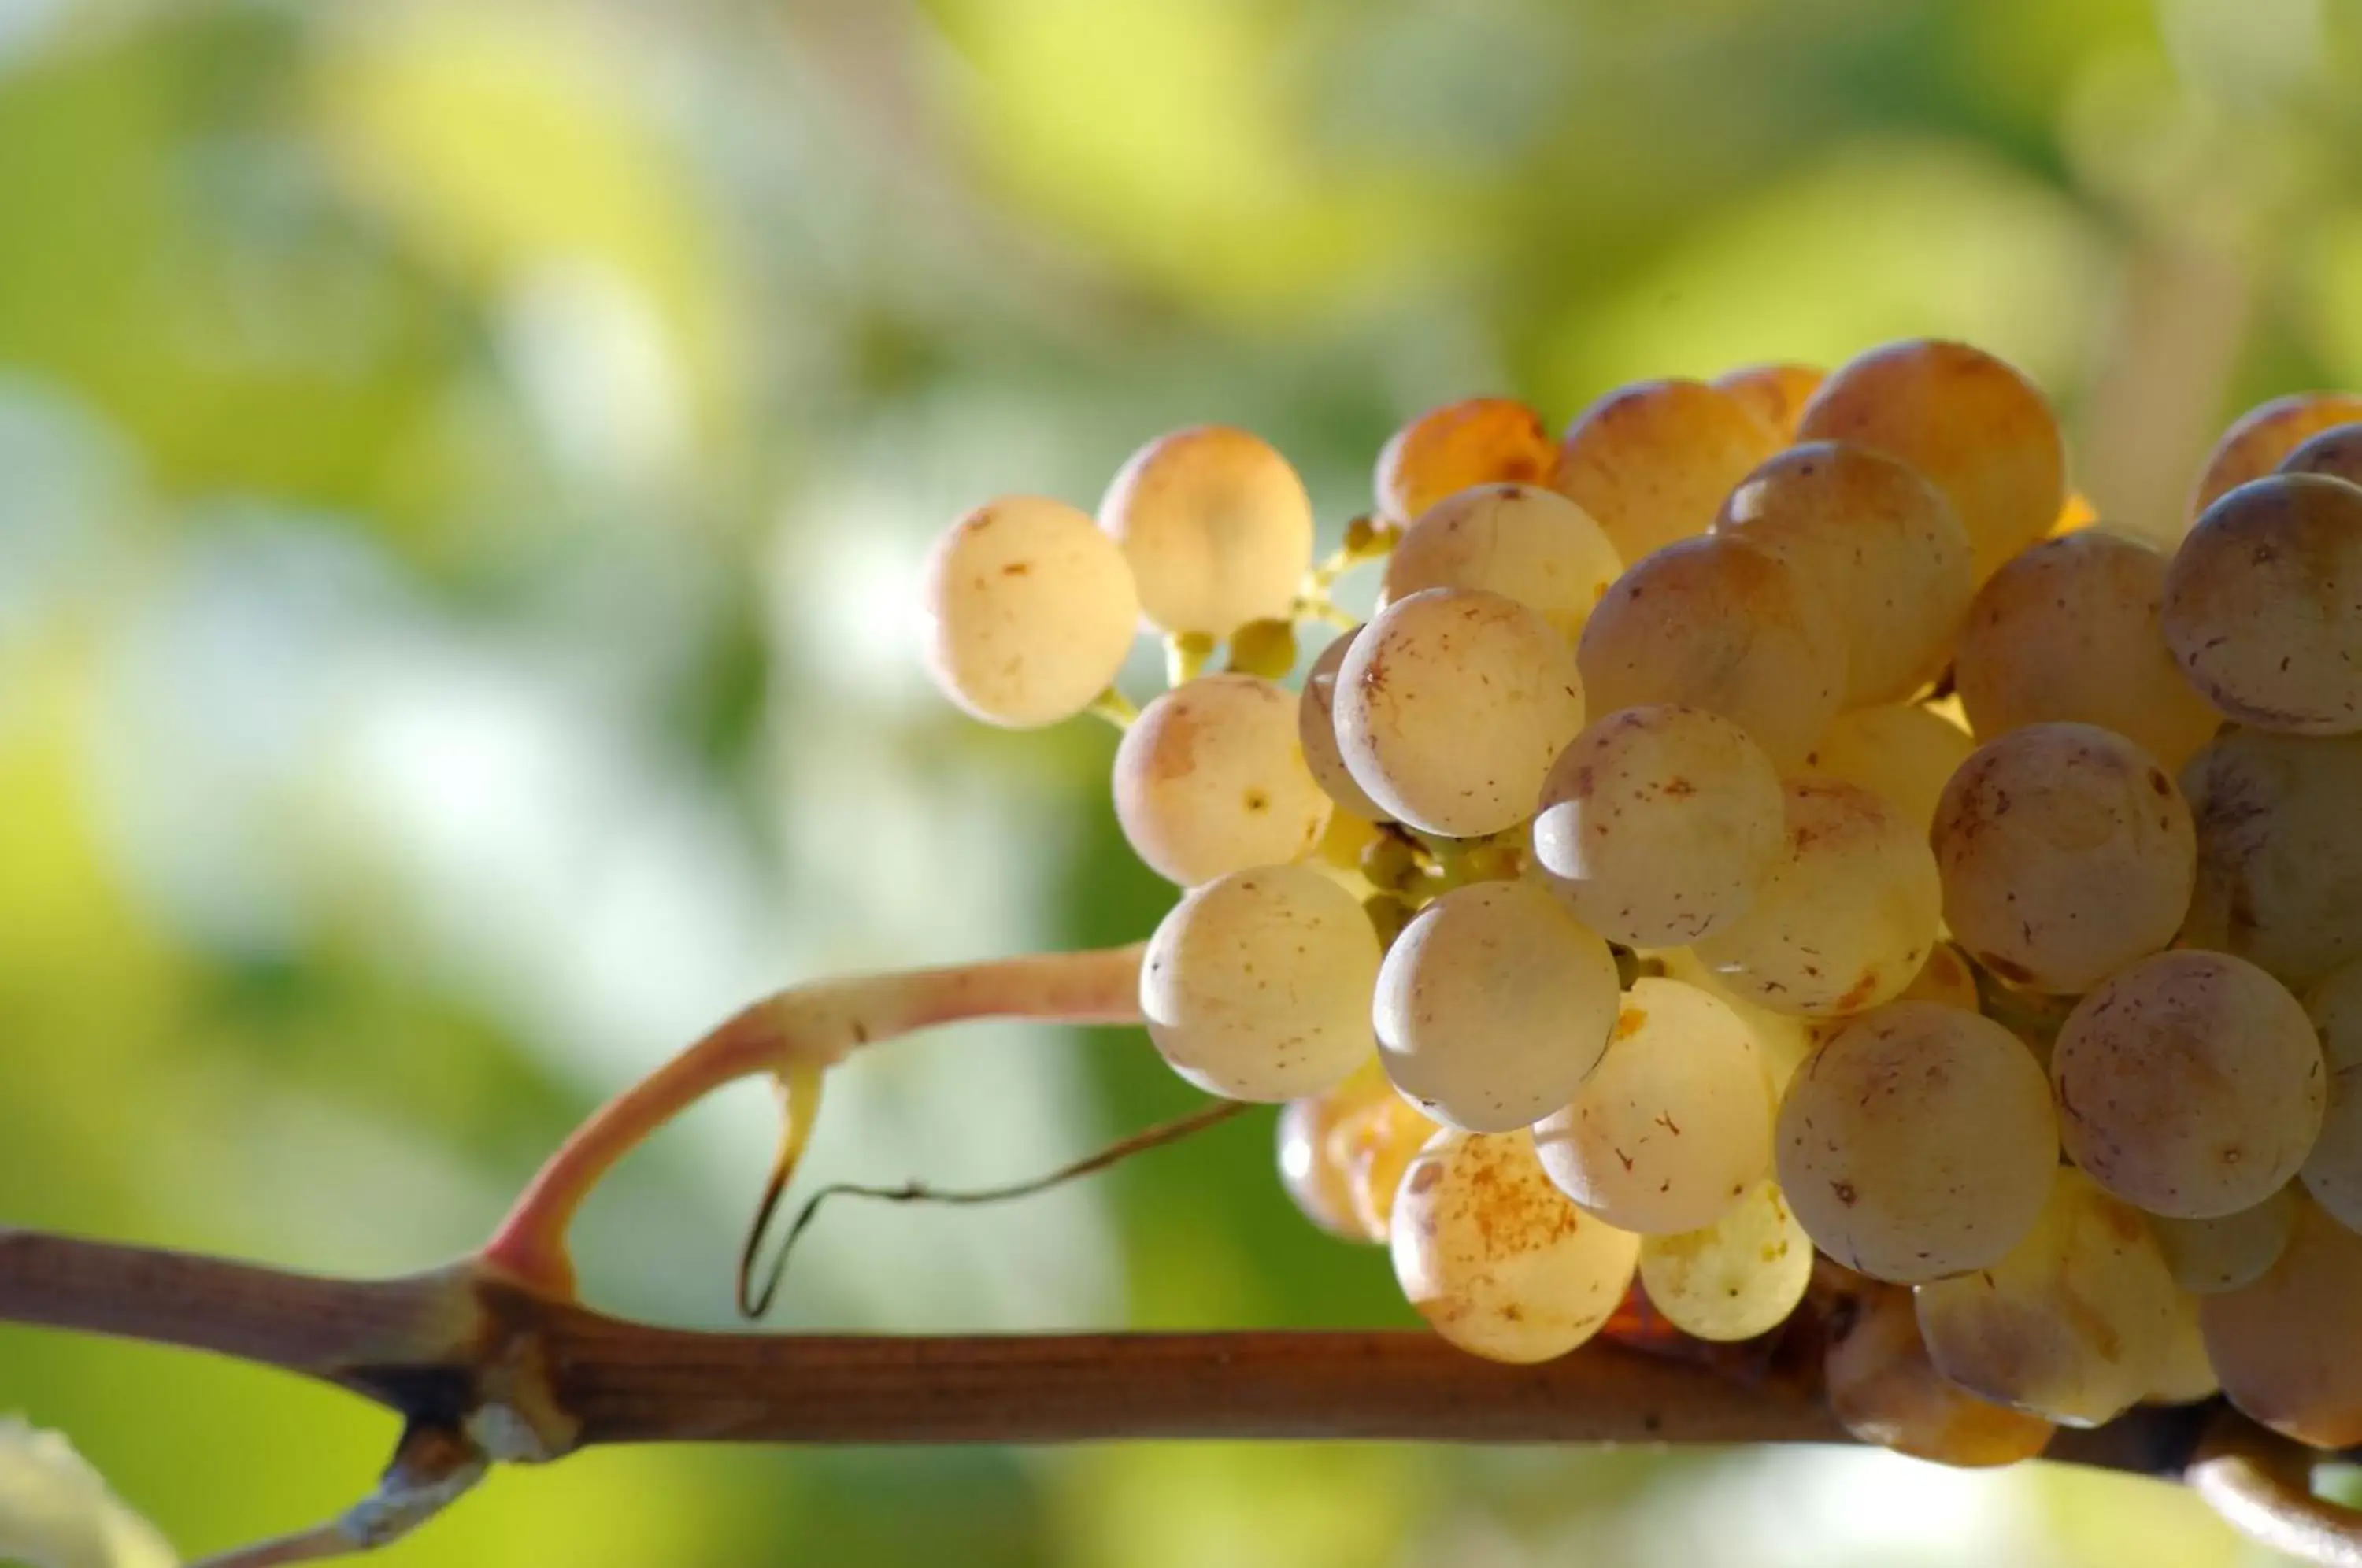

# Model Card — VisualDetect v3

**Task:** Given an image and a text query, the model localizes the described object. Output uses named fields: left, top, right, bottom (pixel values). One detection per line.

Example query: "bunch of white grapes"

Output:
left=920, top=345, right=2362, bottom=1465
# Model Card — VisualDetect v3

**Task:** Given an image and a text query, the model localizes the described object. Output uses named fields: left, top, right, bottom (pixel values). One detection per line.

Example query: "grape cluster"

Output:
left=919, top=345, right=2362, bottom=1466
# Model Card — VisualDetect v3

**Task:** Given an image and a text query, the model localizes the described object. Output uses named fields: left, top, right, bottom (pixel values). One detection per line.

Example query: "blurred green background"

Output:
left=0, top=0, right=2355, bottom=1562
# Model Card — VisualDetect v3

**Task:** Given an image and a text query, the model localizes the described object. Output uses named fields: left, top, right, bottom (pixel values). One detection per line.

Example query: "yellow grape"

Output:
left=1714, top=441, right=1974, bottom=706
left=2277, top=420, right=2362, bottom=486
left=1391, top=1130, right=1640, bottom=1363
left=1825, top=1281, right=2056, bottom=1467
left=2301, top=960, right=2362, bottom=1233
left=2181, top=727, right=2362, bottom=989
left=2188, top=390, right=2362, bottom=520
left=1913, top=1167, right=2177, bottom=1427
left=920, top=496, right=1139, bottom=727
left=1930, top=723, right=2194, bottom=994
left=1533, top=978, right=1772, bottom=1234
left=1373, top=396, right=1557, bottom=526
left=1098, top=425, right=1312, bottom=638
left=1114, top=674, right=1332, bottom=886
left=1335, top=586, right=1586, bottom=838
left=1380, top=482, right=1623, bottom=645
left=1551, top=377, right=1783, bottom=564
left=1336, top=1093, right=1442, bottom=1240
left=2052, top=950, right=2323, bottom=1219
left=1276, top=1060, right=1394, bottom=1241
left=2150, top=1185, right=2300, bottom=1295
left=1637, top=1178, right=1812, bottom=1342
left=1954, top=528, right=2223, bottom=773
left=1653, top=945, right=1815, bottom=1100
left=1298, top=629, right=1393, bottom=823
left=1689, top=779, right=1941, bottom=1018
left=2164, top=473, right=2362, bottom=735
left=1141, top=864, right=1379, bottom=1102
left=2149, top=1289, right=2221, bottom=1405
left=1577, top=534, right=1846, bottom=771
left=1777, top=1001, right=2056, bottom=1283
left=1531, top=704, right=1786, bottom=948
left=1797, top=701, right=1975, bottom=834
left=1712, top=362, right=1823, bottom=441
left=1373, top=880, right=1620, bottom=1133
left=1796, top=338, right=2066, bottom=583
left=2202, top=1193, right=2362, bottom=1448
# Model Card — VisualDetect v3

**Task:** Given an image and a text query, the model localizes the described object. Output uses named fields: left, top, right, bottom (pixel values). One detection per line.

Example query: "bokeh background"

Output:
left=2, top=0, right=2357, bottom=1562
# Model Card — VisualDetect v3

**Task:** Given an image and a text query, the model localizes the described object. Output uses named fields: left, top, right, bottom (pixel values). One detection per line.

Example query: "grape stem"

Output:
left=477, top=943, right=1149, bottom=1298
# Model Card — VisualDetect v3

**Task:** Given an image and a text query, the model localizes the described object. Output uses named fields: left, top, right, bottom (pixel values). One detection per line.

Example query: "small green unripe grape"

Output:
left=921, top=495, right=1140, bottom=727
left=1099, top=425, right=1314, bottom=639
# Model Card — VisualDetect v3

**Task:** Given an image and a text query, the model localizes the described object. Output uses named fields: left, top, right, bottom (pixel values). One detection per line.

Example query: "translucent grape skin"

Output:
left=2164, top=472, right=2362, bottom=735
left=1713, top=440, right=1974, bottom=706
left=1533, top=978, right=1772, bottom=1234
left=1824, top=1281, right=2056, bottom=1467
left=1796, top=338, right=2066, bottom=583
left=1712, top=362, right=1823, bottom=442
left=920, top=495, right=1140, bottom=727
left=2202, top=1194, right=2362, bottom=1448
left=1140, top=864, right=1380, bottom=1102
left=1335, top=586, right=1586, bottom=838
left=1531, top=704, right=1785, bottom=948
left=1298, top=629, right=1393, bottom=822
left=2189, top=391, right=2362, bottom=520
left=1637, top=1178, right=1812, bottom=1342
left=1098, top=425, right=1314, bottom=638
left=2149, top=1290, right=2220, bottom=1406
left=1795, top=702, right=1975, bottom=834
left=1337, top=1094, right=1442, bottom=1240
left=1374, top=880, right=1620, bottom=1133
left=2301, top=960, right=2362, bottom=1232
left=1930, top=723, right=2196, bottom=995
left=1114, top=674, right=1332, bottom=886
left=1954, top=529, right=2223, bottom=773
left=1550, top=377, right=1784, bottom=564
left=1652, top=945, right=1815, bottom=1101
left=1373, top=397, right=1558, bottom=526
left=1379, top=483, right=1623, bottom=645
left=1776, top=1001, right=2057, bottom=1284
left=2277, top=420, right=2362, bottom=487
left=1913, top=1167, right=2178, bottom=1428
left=2052, top=950, right=2325, bottom=1220
left=2181, top=727, right=2362, bottom=989
left=1576, top=534, right=1846, bottom=771
left=1689, top=779, right=1942, bottom=1018
left=1391, top=1130, right=1641, bottom=1364
left=2151, top=1185, right=2300, bottom=1295
left=1276, top=1060, right=1393, bottom=1241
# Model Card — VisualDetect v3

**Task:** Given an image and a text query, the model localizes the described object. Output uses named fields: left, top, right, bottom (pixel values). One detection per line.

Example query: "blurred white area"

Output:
left=0, top=1417, right=177, bottom=1568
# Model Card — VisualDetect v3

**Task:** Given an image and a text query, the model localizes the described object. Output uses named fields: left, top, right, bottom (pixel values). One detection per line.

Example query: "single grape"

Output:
left=1374, top=880, right=1620, bottom=1133
left=1336, top=1093, right=1442, bottom=1240
left=1689, top=779, right=1941, bottom=1018
left=1637, top=1178, right=1812, bottom=1342
left=2181, top=727, right=2362, bottom=988
left=1373, top=397, right=1557, bottom=526
left=1335, top=586, right=1586, bottom=838
left=1114, top=674, right=1332, bottom=886
left=1652, top=945, right=1815, bottom=1100
left=1276, top=1060, right=1393, bottom=1241
left=1931, top=723, right=2195, bottom=994
left=2164, top=472, right=2362, bottom=735
left=1531, top=977, right=1773, bottom=1234
left=1796, top=701, right=1975, bottom=834
left=1913, top=1167, right=2177, bottom=1427
left=1954, top=529, right=2223, bottom=773
left=2149, top=1290, right=2221, bottom=1405
left=920, top=496, right=1140, bottom=727
left=1776, top=1001, right=2056, bottom=1283
left=1825, top=1281, right=2056, bottom=1467
left=2151, top=1185, right=2300, bottom=1295
left=1298, top=629, right=1393, bottom=823
left=1796, top=338, right=2066, bottom=583
left=1380, top=483, right=1623, bottom=645
left=2278, top=421, right=2362, bottom=487
left=2052, top=950, right=2323, bottom=1219
left=1550, top=377, right=1783, bottom=564
left=1531, top=704, right=1784, bottom=947
left=2202, top=1193, right=2362, bottom=1448
left=1098, top=425, right=1313, bottom=638
left=2189, top=391, right=2362, bottom=520
left=1391, top=1129, right=1641, bottom=1363
left=2301, top=960, right=2362, bottom=1233
left=1712, top=362, right=1823, bottom=441
left=1576, top=534, right=1846, bottom=771
left=1141, top=864, right=1379, bottom=1101
left=1714, top=441, right=1974, bottom=706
